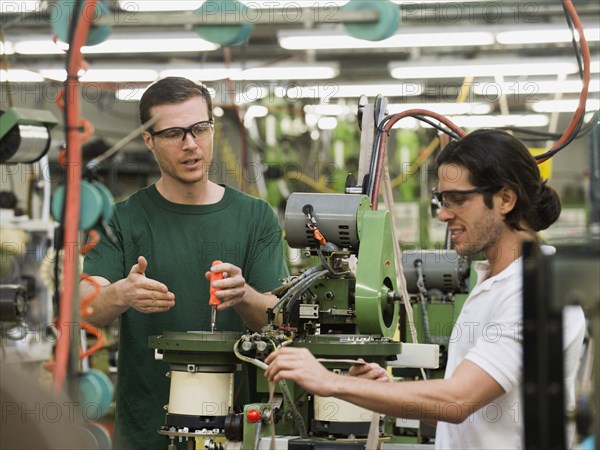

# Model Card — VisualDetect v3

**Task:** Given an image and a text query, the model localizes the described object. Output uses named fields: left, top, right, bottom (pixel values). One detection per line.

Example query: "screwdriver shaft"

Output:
left=211, top=305, right=217, bottom=333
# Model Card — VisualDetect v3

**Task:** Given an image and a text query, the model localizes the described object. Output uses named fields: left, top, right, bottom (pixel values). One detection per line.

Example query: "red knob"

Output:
left=246, top=409, right=261, bottom=423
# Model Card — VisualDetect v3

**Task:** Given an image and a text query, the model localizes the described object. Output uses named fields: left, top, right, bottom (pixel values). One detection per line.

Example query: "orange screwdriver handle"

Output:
left=209, top=260, right=223, bottom=306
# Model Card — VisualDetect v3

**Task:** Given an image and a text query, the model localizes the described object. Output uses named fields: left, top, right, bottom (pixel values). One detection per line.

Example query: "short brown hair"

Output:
left=139, top=77, right=213, bottom=126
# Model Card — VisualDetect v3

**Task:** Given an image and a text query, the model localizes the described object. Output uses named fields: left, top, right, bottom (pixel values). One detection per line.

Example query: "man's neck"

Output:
left=155, top=178, right=224, bottom=205
left=485, top=229, right=533, bottom=276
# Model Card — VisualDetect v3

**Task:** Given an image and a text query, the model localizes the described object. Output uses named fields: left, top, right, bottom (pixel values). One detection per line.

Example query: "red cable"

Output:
left=53, top=0, right=98, bottom=394
left=537, top=0, right=591, bottom=163
left=370, top=109, right=466, bottom=209
left=368, top=0, right=589, bottom=201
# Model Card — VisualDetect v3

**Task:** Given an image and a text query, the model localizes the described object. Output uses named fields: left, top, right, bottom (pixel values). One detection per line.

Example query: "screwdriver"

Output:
left=209, top=260, right=223, bottom=333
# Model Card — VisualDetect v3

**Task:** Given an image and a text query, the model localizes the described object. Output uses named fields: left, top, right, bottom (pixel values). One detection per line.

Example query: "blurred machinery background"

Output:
left=1, top=0, right=598, bottom=449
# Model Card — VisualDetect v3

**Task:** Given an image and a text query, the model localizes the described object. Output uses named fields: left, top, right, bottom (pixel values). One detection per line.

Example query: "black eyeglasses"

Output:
left=149, top=119, right=214, bottom=143
left=431, top=186, right=498, bottom=218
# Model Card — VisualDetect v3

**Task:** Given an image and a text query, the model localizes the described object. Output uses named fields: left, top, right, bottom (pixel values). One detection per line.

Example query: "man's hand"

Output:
left=349, top=358, right=390, bottom=382
left=264, top=347, right=339, bottom=397
left=205, top=261, right=248, bottom=310
left=117, top=256, right=175, bottom=313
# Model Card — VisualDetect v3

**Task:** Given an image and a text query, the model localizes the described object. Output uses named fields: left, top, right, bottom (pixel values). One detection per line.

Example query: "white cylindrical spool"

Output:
left=313, top=395, right=376, bottom=422
left=0, top=124, right=50, bottom=163
left=168, top=371, right=233, bottom=416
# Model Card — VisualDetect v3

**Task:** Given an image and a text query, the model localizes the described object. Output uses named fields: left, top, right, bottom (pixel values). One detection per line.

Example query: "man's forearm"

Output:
left=234, top=287, right=277, bottom=331
left=334, top=376, right=470, bottom=423
left=334, top=359, right=504, bottom=424
left=81, top=277, right=129, bottom=327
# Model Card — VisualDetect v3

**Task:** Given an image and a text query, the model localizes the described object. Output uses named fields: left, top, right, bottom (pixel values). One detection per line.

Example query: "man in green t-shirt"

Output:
left=81, top=77, right=288, bottom=449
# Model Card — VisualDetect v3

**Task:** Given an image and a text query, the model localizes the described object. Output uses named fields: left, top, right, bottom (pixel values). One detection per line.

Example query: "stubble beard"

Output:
left=456, top=209, right=504, bottom=259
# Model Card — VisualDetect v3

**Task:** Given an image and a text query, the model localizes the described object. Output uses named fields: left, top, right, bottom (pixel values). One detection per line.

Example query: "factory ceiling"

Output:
left=1, top=1, right=599, bottom=120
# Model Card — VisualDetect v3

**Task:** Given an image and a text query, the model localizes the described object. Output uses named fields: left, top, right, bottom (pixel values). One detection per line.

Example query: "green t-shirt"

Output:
left=83, top=184, right=288, bottom=450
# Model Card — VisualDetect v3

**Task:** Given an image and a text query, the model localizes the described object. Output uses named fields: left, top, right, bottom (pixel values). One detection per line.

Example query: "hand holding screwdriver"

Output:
left=209, top=260, right=223, bottom=332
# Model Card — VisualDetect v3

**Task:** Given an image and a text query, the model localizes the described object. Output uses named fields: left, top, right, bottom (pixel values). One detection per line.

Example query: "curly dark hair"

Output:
left=436, top=129, right=561, bottom=232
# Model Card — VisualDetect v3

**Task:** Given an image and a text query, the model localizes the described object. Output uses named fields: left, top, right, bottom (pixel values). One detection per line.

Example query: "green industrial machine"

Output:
left=149, top=190, right=471, bottom=449
left=149, top=192, right=409, bottom=448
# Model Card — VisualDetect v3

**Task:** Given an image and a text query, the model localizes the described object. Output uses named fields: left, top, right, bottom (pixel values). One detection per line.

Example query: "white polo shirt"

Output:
left=435, top=257, right=586, bottom=449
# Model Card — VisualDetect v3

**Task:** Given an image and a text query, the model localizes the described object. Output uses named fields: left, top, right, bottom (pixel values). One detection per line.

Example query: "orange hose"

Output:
left=80, top=235, right=106, bottom=361
left=53, top=0, right=99, bottom=395
left=57, top=144, right=68, bottom=169
left=80, top=234, right=106, bottom=360
left=79, top=322, right=105, bottom=360
left=80, top=229, right=100, bottom=256
left=44, top=232, right=106, bottom=375
left=55, top=90, right=95, bottom=144
left=80, top=274, right=100, bottom=318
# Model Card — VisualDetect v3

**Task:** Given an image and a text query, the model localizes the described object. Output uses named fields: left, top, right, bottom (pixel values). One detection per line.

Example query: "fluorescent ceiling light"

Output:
left=278, top=83, right=422, bottom=100
left=304, top=104, right=352, bottom=116
left=208, top=84, right=268, bottom=105
left=497, top=26, right=599, bottom=44
left=0, top=69, right=45, bottom=82
left=118, top=1, right=203, bottom=11
left=116, top=88, right=146, bottom=102
left=80, top=68, right=158, bottom=83
left=115, top=83, right=267, bottom=103
left=231, top=63, right=339, bottom=81
left=450, top=114, right=550, bottom=128
left=235, top=85, right=268, bottom=103
left=279, top=23, right=600, bottom=51
left=246, top=105, right=268, bottom=117
left=244, top=105, right=269, bottom=127
left=278, top=28, right=494, bottom=50
left=318, top=117, right=338, bottom=130
left=39, top=67, right=158, bottom=82
left=118, top=0, right=350, bottom=12
left=13, top=33, right=218, bottom=55
left=387, top=102, right=492, bottom=115
left=83, top=36, right=219, bottom=54
left=332, top=83, right=422, bottom=98
left=0, top=42, right=14, bottom=55
left=473, top=79, right=600, bottom=96
left=160, top=67, right=241, bottom=81
left=113, top=0, right=479, bottom=9
left=38, top=69, right=80, bottom=81
left=14, top=39, right=67, bottom=55
left=304, top=113, right=319, bottom=128
left=390, top=0, right=482, bottom=3
left=531, top=99, right=600, bottom=113
left=389, top=59, right=579, bottom=79
left=241, top=0, right=349, bottom=6
left=387, top=115, right=535, bottom=131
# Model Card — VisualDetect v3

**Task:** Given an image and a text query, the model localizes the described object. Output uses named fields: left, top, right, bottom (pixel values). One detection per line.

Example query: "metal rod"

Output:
left=86, top=115, right=159, bottom=170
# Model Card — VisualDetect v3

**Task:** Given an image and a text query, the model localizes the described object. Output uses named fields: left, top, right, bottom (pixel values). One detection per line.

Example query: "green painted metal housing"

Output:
left=355, top=209, right=400, bottom=338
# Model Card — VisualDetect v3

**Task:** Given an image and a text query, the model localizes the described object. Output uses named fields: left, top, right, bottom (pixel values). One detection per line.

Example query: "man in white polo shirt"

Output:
left=266, top=129, right=586, bottom=449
